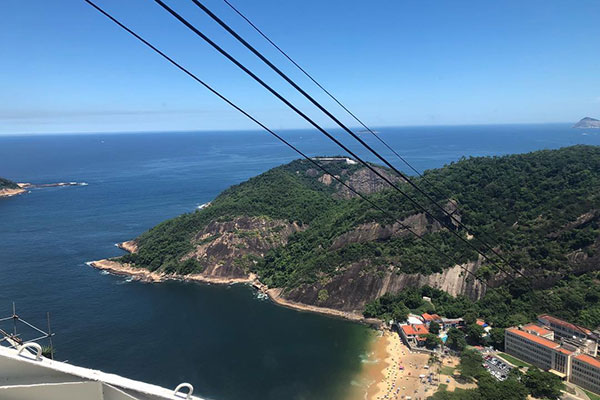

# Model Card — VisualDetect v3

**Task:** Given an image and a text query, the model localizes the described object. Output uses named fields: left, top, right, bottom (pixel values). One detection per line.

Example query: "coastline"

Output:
left=0, top=187, right=26, bottom=198
left=0, top=181, right=87, bottom=198
left=350, top=330, right=435, bottom=400
left=88, top=243, right=379, bottom=324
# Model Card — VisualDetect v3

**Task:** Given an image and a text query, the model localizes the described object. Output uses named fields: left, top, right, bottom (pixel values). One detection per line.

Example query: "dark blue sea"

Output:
left=0, top=124, right=598, bottom=400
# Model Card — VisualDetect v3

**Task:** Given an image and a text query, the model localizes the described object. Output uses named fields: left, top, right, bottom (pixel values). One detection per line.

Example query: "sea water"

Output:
left=0, top=124, right=598, bottom=400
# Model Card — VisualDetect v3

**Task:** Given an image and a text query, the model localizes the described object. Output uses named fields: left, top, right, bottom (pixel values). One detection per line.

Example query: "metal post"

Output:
left=12, top=302, right=17, bottom=336
left=47, top=312, right=54, bottom=360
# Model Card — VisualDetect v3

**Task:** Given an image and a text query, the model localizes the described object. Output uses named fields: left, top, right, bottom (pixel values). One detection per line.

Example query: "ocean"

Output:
left=0, top=123, right=598, bottom=400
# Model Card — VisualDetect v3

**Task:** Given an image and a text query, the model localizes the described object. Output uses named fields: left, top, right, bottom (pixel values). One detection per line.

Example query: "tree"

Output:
left=488, top=327, right=505, bottom=350
left=428, top=353, right=440, bottom=366
left=477, top=373, right=528, bottom=400
left=465, top=323, right=485, bottom=345
left=458, top=349, right=485, bottom=380
left=446, top=328, right=467, bottom=351
left=463, top=311, right=478, bottom=326
left=391, top=304, right=410, bottom=323
left=497, top=378, right=528, bottom=400
left=424, top=334, right=442, bottom=350
left=523, top=367, right=565, bottom=400
left=429, top=321, right=441, bottom=335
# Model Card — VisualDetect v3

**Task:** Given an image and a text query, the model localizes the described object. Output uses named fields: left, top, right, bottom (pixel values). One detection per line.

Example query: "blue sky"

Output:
left=1, top=0, right=599, bottom=134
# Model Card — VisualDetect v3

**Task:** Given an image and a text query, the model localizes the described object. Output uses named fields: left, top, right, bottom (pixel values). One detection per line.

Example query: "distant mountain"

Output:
left=573, top=117, right=600, bottom=129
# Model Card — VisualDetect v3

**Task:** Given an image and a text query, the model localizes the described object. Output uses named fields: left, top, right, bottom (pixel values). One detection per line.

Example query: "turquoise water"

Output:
left=0, top=124, right=598, bottom=399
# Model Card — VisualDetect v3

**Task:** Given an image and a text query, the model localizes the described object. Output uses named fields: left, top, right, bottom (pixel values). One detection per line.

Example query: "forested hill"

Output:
left=117, top=146, right=600, bottom=325
left=0, top=177, right=20, bottom=190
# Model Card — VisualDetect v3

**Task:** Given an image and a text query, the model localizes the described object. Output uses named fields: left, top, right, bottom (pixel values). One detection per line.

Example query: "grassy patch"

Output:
left=437, top=383, right=448, bottom=392
left=497, top=353, right=532, bottom=368
left=440, top=366, right=456, bottom=375
left=584, top=389, right=600, bottom=400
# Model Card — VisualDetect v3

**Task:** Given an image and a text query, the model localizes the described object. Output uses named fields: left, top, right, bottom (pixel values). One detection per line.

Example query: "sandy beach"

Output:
left=349, top=330, right=441, bottom=400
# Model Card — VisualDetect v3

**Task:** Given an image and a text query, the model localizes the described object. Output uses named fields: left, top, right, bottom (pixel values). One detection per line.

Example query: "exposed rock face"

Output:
left=336, top=166, right=404, bottom=198
left=117, top=240, right=138, bottom=253
left=318, top=173, right=333, bottom=185
left=330, top=214, right=443, bottom=250
left=183, top=216, right=303, bottom=279
left=567, top=238, right=600, bottom=274
left=282, top=259, right=486, bottom=313
left=574, top=117, right=600, bottom=129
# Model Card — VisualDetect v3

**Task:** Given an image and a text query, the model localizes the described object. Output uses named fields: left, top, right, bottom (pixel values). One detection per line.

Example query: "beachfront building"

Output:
left=399, top=324, right=429, bottom=348
left=421, top=313, right=442, bottom=325
left=440, top=317, right=463, bottom=330
left=571, top=354, right=600, bottom=394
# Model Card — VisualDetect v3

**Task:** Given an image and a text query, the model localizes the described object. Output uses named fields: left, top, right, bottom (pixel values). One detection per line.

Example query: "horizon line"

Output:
left=0, top=121, right=576, bottom=137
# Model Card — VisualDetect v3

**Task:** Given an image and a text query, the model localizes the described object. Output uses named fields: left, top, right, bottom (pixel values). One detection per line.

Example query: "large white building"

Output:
left=571, top=354, right=600, bottom=395
left=505, top=326, right=562, bottom=372
left=505, top=316, right=600, bottom=394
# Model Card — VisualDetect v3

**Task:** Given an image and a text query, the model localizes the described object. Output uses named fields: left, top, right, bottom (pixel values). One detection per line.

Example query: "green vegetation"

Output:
left=423, top=333, right=443, bottom=349
left=364, top=272, right=600, bottom=331
left=446, top=328, right=467, bottom=352
left=497, top=353, right=532, bottom=368
left=0, top=177, right=19, bottom=190
left=488, top=328, right=505, bottom=351
left=458, top=349, right=485, bottom=380
left=522, top=367, right=565, bottom=399
left=429, top=350, right=564, bottom=400
left=440, top=365, right=456, bottom=376
left=123, top=146, right=600, bottom=330
left=429, top=321, right=441, bottom=335
left=584, top=389, right=600, bottom=400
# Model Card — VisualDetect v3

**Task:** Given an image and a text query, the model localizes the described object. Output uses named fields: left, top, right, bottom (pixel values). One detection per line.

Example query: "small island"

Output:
left=573, top=116, right=600, bottom=129
left=0, top=178, right=87, bottom=198
left=0, top=177, right=27, bottom=198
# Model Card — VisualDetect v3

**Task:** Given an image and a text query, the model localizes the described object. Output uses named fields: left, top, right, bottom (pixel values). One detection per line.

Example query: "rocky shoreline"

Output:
left=0, top=187, right=27, bottom=198
left=0, top=181, right=87, bottom=198
left=89, top=242, right=379, bottom=324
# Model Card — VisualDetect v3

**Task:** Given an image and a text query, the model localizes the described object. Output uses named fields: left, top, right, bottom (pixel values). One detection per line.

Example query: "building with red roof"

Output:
left=538, top=314, right=592, bottom=338
left=399, top=324, right=429, bottom=348
left=537, top=315, right=598, bottom=357
left=421, top=313, right=441, bottom=323
left=523, top=323, right=554, bottom=340
left=505, top=324, right=600, bottom=394
left=572, top=354, right=600, bottom=394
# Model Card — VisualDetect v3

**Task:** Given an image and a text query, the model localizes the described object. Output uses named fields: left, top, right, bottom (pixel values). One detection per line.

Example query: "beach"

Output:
left=350, top=330, right=441, bottom=400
